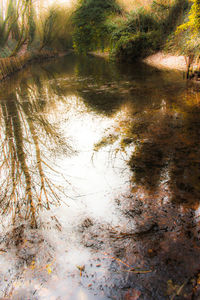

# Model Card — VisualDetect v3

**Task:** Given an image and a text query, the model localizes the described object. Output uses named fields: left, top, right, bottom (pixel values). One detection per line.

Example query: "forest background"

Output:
left=0, top=0, right=199, bottom=77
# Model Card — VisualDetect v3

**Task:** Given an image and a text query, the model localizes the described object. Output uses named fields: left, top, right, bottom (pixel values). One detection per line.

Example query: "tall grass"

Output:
left=117, top=0, right=153, bottom=12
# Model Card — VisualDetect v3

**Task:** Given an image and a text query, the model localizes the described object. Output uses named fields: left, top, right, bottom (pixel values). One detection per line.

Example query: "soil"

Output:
left=143, top=51, right=187, bottom=71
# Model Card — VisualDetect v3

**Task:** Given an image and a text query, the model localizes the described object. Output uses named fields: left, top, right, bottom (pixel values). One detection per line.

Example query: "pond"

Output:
left=0, top=54, right=200, bottom=299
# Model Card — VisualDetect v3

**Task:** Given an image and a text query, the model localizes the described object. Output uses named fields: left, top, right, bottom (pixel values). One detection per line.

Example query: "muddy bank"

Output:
left=90, top=50, right=187, bottom=72
left=143, top=51, right=187, bottom=71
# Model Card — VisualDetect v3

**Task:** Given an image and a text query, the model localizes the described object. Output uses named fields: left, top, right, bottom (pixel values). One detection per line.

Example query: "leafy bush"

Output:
left=109, top=7, right=159, bottom=43
left=108, top=6, right=160, bottom=61
left=109, top=0, right=188, bottom=61
left=72, top=0, right=121, bottom=53
left=173, top=0, right=200, bottom=58
left=110, top=30, right=161, bottom=61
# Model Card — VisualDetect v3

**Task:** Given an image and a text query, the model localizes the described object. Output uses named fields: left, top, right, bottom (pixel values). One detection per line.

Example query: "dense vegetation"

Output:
left=72, top=0, right=190, bottom=62
left=0, top=0, right=199, bottom=71
left=72, top=0, right=121, bottom=53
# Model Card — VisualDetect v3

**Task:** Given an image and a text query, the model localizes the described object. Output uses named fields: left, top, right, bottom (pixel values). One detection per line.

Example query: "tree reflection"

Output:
left=0, top=68, right=71, bottom=227
left=93, top=83, right=200, bottom=204
left=92, top=83, right=200, bottom=298
left=1, top=54, right=199, bottom=298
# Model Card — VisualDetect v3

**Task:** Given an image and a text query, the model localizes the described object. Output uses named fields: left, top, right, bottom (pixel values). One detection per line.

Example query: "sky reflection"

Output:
left=1, top=54, right=200, bottom=299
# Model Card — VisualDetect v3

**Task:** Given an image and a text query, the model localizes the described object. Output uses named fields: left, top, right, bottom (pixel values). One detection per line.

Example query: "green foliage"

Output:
left=109, top=0, right=188, bottom=61
left=110, top=30, right=161, bottom=61
left=173, top=0, right=200, bottom=58
left=109, top=8, right=159, bottom=44
left=160, top=0, right=200, bottom=62
left=72, top=0, right=121, bottom=53
left=0, top=0, right=194, bottom=64
left=177, top=0, right=200, bottom=34
left=126, top=8, right=159, bottom=32
left=151, top=0, right=171, bottom=19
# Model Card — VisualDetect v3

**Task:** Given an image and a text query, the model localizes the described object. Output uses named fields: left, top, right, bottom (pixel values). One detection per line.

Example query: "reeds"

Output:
left=0, top=50, right=58, bottom=81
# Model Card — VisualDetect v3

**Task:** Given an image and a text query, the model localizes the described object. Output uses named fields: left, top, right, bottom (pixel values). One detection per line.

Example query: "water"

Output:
left=0, top=54, right=200, bottom=299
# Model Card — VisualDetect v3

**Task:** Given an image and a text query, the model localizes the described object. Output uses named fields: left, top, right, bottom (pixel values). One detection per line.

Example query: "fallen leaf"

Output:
left=125, top=288, right=141, bottom=300
left=76, top=265, right=85, bottom=277
left=197, top=274, right=200, bottom=285
left=30, top=260, right=35, bottom=270
left=76, top=265, right=85, bottom=272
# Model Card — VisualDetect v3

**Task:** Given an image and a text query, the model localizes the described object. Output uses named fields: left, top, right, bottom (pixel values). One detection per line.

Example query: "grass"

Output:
left=117, top=0, right=154, bottom=12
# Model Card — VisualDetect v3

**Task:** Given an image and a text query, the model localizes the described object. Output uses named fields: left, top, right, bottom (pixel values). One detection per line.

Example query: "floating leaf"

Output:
left=77, top=265, right=85, bottom=276
left=76, top=265, right=85, bottom=272
left=125, top=288, right=141, bottom=300
left=30, top=260, right=35, bottom=270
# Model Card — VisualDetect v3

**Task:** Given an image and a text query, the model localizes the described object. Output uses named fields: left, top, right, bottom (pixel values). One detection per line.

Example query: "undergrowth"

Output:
left=0, top=0, right=199, bottom=67
left=108, top=0, right=189, bottom=61
left=71, top=0, right=190, bottom=62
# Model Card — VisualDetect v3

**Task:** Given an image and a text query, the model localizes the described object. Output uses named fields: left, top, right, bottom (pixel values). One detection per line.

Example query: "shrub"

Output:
left=72, top=0, right=121, bottom=53
left=110, top=30, right=161, bottom=61
left=109, top=0, right=188, bottom=61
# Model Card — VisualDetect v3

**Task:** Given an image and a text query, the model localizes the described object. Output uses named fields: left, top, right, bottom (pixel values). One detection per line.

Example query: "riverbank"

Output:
left=143, top=51, right=187, bottom=71
left=0, top=51, right=58, bottom=81
left=90, top=50, right=187, bottom=71
left=0, top=50, right=73, bottom=82
left=0, top=49, right=188, bottom=83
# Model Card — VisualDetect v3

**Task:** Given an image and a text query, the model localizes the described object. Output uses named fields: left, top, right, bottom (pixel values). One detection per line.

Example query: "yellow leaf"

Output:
left=30, top=260, right=35, bottom=270
left=47, top=266, right=52, bottom=274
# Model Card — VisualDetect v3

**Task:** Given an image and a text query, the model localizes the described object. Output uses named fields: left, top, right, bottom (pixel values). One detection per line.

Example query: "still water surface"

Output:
left=0, top=54, right=200, bottom=299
